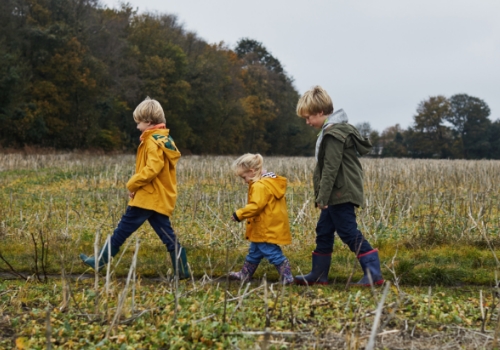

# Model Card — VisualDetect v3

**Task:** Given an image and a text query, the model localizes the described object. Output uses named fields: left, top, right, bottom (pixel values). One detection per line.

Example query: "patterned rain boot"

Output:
left=352, top=249, right=384, bottom=286
left=295, top=252, right=331, bottom=285
left=229, top=261, right=259, bottom=282
left=275, top=258, right=294, bottom=285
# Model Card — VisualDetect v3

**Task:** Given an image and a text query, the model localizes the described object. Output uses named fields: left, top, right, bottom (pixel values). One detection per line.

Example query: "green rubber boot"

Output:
left=169, top=247, right=190, bottom=280
left=80, top=243, right=119, bottom=271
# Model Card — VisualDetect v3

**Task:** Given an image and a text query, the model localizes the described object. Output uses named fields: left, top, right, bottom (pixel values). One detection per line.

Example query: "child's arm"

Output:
left=233, top=184, right=272, bottom=221
left=317, top=136, right=343, bottom=207
left=126, top=142, right=164, bottom=193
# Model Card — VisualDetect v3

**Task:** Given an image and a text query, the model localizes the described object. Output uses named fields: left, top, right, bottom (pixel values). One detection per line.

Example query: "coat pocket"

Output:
left=142, top=183, right=155, bottom=194
left=250, top=216, right=266, bottom=241
left=334, top=166, right=345, bottom=188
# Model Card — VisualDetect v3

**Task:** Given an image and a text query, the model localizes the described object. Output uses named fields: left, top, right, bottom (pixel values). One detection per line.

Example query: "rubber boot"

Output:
left=169, top=247, right=190, bottom=280
left=295, top=252, right=331, bottom=285
left=352, top=249, right=384, bottom=286
left=229, top=261, right=259, bottom=282
left=80, top=243, right=119, bottom=271
left=275, top=259, right=294, bottom=285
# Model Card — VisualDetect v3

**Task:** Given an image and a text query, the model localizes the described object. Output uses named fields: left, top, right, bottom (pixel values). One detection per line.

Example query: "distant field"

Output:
left=1, top=153, right=499, bottom=348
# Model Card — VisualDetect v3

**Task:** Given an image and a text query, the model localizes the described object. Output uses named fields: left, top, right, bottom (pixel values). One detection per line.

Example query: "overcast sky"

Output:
left=101, top=0, right=500, bottom=132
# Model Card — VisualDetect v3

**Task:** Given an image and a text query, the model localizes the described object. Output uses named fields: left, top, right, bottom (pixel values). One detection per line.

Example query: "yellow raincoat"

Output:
left=126, top=128, right=181, bottom=217
left=235, top=176, right=291, bottom=245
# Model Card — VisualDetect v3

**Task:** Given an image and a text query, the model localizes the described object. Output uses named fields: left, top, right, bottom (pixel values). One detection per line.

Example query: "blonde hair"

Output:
left=296, top=85, right=334, bottom=118
left=133, top=97, right=166, bottom=124
left=232, top=153, right=264, bottom=183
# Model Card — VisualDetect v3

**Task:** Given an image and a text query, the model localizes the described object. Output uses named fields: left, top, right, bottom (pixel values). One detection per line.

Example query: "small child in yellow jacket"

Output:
left=230, top=153, right=293, bottom=284
left=80, top=97, right=189, bottom=279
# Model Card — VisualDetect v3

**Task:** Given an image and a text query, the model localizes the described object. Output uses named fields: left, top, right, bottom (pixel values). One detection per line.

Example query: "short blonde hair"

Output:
left=231, top=153, right=264, bottom=183
left=133, top=97, right=166, bottom=124
left=296, top=86, right=334, bottom=118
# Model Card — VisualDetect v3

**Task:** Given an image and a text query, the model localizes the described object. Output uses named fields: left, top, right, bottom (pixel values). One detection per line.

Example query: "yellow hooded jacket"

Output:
left=126, top=129, right=181, bottom=217
left=235, top=175, right=291, bottom=245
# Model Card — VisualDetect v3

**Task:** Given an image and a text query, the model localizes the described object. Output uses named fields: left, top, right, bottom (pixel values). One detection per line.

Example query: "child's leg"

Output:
left=110, top=206, right=151, bottom=248
left=315, top=208, right=337, bottom=253
left=229, top=243, right=262, bottom=281
left=147, top=212, right=180, bottom=252
left=246, top=242, right=265, bottom=265
left=295, top=209, right=333, bottom=285
left=80, top=206, right=149, bottom=270
left=148, top=212, right=189, bottom=279
left=259, top=243, right=285, bottom=266
left=327, top=203, right=372, bottom=255
left=260, top=244, right=293, bottom=285
left=330, top=203, right=383, bottom=285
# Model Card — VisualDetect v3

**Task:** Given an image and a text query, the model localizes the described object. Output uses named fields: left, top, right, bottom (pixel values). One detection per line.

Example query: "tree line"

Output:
left=360, top=94, right=500, bottom=159
left=0, top=0, right=316, bottom=154
left=1, top=0, right=498, bottom=159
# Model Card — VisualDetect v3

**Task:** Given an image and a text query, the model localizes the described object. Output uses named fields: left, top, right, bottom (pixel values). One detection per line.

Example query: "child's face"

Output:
left=136, top=121, right=152, bottom=132
left=304, top=112, right=327, bottom=129
left=239, top=169, right=256, bottom=184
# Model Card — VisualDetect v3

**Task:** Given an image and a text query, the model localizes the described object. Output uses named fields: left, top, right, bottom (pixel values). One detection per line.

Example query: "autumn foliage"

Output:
left=0, top=0, right=315, bottom=154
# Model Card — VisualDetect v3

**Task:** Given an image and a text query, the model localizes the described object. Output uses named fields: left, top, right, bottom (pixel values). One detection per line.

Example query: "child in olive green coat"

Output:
left=294, top=86, right=384, bottom=286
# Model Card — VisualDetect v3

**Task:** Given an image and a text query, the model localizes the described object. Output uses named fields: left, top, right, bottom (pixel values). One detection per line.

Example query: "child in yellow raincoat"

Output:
left=230, top=153, right=293, bottom=284
left=80, top=97, right=189, bottom=279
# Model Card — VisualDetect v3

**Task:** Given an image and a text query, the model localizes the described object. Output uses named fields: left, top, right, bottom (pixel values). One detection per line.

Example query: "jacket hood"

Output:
left=259, top=176, right=287, bottom=199
left=325, top=123, right=372, bottom=156
left=142, top=128, right=181, bottom=166
left=316, top=109, right=349, bottom=160
left=326, top=109, right=349, bottom=125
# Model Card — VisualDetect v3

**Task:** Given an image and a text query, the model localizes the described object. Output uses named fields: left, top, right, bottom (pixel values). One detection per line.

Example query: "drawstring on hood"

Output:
left=315, top=109, right=348, bottom=160
left=262, top=172, right=277, bottom=179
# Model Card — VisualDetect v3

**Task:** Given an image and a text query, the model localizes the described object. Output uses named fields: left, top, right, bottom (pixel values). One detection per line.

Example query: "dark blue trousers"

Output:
left=110, top=206, right=180, bottom=252
left=315, top=202, right=373, bottom=255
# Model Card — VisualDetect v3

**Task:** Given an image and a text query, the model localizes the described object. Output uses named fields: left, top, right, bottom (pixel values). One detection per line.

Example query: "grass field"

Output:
left=1, top=153, right=500, bottom=349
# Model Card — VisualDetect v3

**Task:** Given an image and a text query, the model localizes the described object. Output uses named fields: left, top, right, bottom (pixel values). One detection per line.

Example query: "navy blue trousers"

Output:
left=315, top=202, right=373, bottom=255
left=110, top=206, right=180, bottom=252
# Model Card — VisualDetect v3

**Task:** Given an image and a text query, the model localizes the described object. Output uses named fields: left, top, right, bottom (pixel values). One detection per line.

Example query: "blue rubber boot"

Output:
left=169, top=247, right=191, bottom=280
left=352, top=249, right=384, bottom=286
left=80, top=243, right=119, bottom=271
left=295, top=252, right=331, bottom=285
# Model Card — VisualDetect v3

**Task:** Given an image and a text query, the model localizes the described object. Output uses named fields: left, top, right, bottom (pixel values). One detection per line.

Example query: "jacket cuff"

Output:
left=126, top=178, right=138, bottom=193
left=232, top=212, right=241, bottom=222
left=316, top=198, right=327, bottom=208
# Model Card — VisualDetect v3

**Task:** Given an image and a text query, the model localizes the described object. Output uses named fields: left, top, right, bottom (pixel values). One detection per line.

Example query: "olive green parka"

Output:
left=313, top=123, right=372, bottom=208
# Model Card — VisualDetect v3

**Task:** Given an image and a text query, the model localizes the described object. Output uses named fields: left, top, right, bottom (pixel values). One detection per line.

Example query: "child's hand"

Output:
left=129, top=192, right=135, bottom=199
left=317, top=204, right=328, bottom=209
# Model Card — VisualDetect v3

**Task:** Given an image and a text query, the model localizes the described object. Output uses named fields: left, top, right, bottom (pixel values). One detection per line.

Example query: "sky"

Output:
left=101, top=0, right=500, bottom=132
